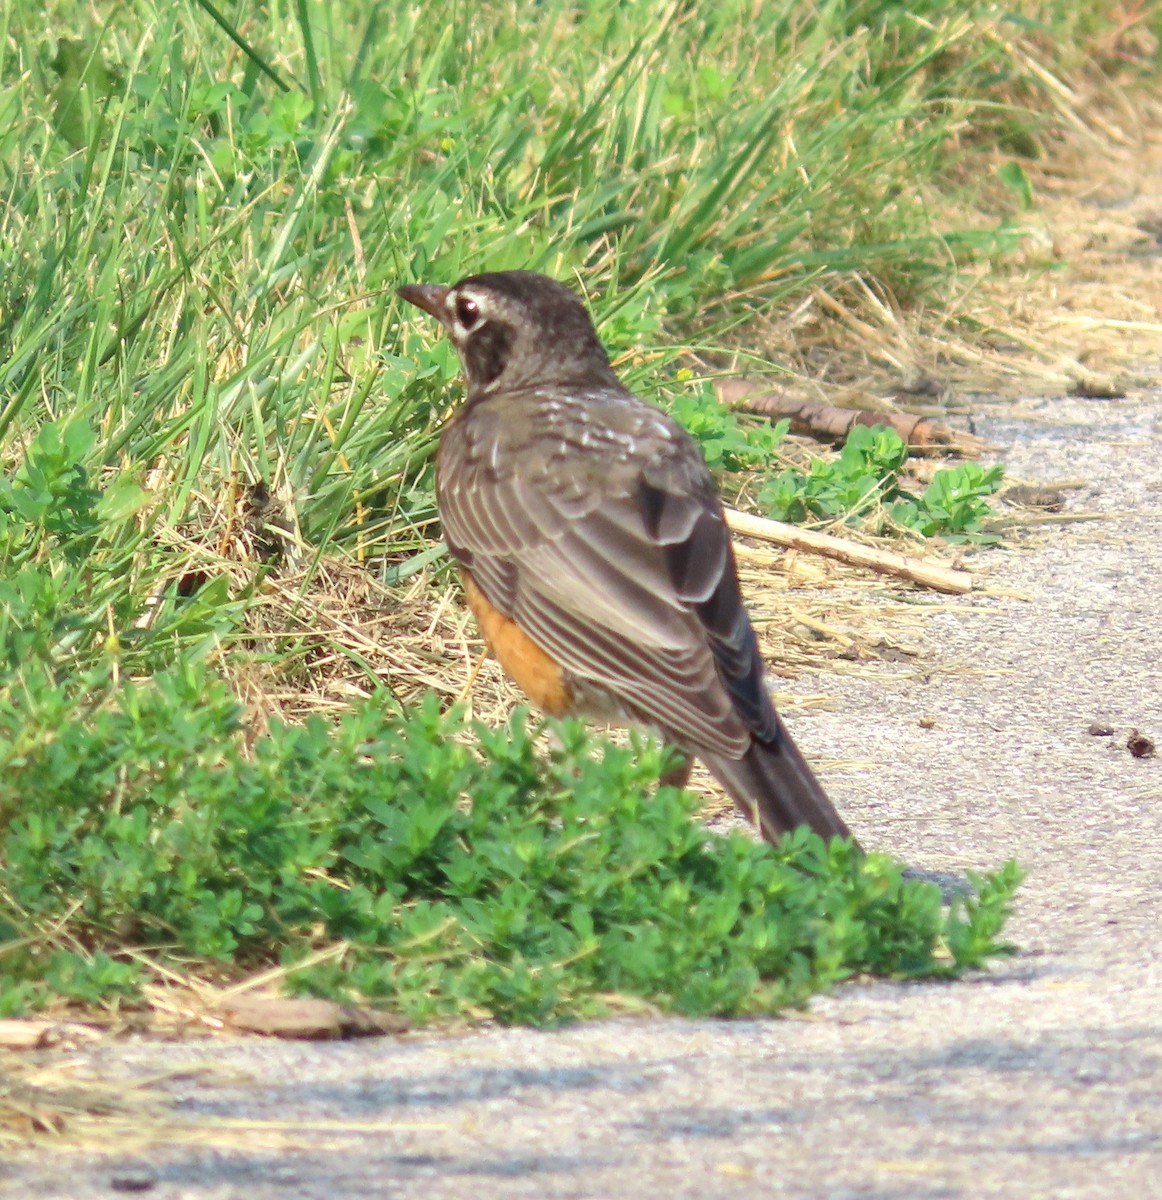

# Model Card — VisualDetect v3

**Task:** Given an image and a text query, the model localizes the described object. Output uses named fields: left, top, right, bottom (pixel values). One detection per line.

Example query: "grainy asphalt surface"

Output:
left=4, top=393, right=1161, bottom=1199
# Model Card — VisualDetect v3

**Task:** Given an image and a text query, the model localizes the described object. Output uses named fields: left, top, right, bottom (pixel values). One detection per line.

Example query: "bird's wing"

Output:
left=437, top=392, right=778, bottom=755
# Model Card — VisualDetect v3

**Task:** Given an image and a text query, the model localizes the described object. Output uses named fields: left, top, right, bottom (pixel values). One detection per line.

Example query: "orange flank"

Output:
left=459, top=570, right=574, bottom=717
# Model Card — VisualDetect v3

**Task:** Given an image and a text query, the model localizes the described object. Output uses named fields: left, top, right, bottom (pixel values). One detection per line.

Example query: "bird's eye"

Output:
left=455, top=296, right=480, bottom=330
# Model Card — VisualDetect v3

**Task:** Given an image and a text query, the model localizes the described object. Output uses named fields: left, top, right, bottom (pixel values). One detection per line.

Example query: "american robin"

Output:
left=398, top=271, right=853, bottom=845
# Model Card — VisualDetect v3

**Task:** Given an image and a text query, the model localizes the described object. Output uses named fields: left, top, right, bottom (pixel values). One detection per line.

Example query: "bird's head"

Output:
left=397, top=270, right=619, bottom=397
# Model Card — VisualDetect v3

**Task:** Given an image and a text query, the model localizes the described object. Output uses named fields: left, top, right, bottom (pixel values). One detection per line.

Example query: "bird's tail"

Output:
left=701, top=714, right=855, bottom=847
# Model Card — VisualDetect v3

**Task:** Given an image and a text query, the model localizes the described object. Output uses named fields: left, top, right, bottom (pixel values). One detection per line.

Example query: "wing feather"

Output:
left=437, top=388, right=775, bottom=755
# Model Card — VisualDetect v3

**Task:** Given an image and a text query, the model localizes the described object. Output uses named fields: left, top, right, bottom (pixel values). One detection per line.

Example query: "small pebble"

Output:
left=110, top=1175, right=156, bottom=1193
left=1127, top=730, right=1157, bottom=759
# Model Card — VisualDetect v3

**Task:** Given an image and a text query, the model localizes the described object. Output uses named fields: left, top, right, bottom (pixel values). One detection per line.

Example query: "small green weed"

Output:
left=759, top=425, right=1004, bottom=542
left=667, top=380, right=789, bottom=473
left=0, top=416, right=241, bottom=682
left=887, top=460, right=1007, bottom=541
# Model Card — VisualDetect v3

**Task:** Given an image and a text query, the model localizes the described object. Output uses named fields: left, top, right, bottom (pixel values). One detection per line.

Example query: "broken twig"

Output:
left=716, top=377, right=984, bottom=456
left=725, top=507, right=974, bottom=594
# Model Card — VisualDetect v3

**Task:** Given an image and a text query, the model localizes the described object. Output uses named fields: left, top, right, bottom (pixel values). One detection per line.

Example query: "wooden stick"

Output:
left=724, top=507, right=974, bottom=594
left=715, top=376, right=985, bottom=457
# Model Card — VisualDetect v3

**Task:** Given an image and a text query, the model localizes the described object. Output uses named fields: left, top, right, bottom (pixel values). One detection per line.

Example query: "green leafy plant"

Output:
left=888, top=459, right=1006, bottom=540
left=759, top=425, right=1004, bottom=541
left=668, top=381, right=789, bottom=472
left=0, top=669, right=1022, bottom=1024
left=0, top=416, right=241, bottom=683
left=0, top=418, right=102, bottom=558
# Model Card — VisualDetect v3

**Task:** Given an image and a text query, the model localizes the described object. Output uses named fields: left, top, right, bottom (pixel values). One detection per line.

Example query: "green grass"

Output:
left=1, top=0, right=1152, bottom=1018
left=3, top=1, right=1150, bottom=599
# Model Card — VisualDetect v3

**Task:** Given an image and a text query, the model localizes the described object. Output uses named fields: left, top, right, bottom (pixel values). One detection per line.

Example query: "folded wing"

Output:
left=437, top=391, right=777, bottom=757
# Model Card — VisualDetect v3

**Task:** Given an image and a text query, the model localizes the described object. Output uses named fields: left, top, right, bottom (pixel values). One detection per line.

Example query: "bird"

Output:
left=397, top=270, right=854, bottom=846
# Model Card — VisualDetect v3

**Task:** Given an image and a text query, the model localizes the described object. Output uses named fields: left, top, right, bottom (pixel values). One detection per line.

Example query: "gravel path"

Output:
left=5, top=393, right=1161, bottom=1199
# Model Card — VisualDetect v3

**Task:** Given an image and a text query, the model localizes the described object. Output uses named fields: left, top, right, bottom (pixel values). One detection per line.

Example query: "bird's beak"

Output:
left=398, top=283, right=451, bottom=324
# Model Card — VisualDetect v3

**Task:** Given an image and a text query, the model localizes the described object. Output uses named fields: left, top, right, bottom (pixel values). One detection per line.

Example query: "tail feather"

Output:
left=700, top=714, right=854, bottom=846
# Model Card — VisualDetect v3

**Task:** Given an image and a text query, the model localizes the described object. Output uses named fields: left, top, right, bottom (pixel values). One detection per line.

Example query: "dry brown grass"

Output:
left=742, top=80, right=1162, bottom=411
left=1, top=1048, right=447, bottom=1155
